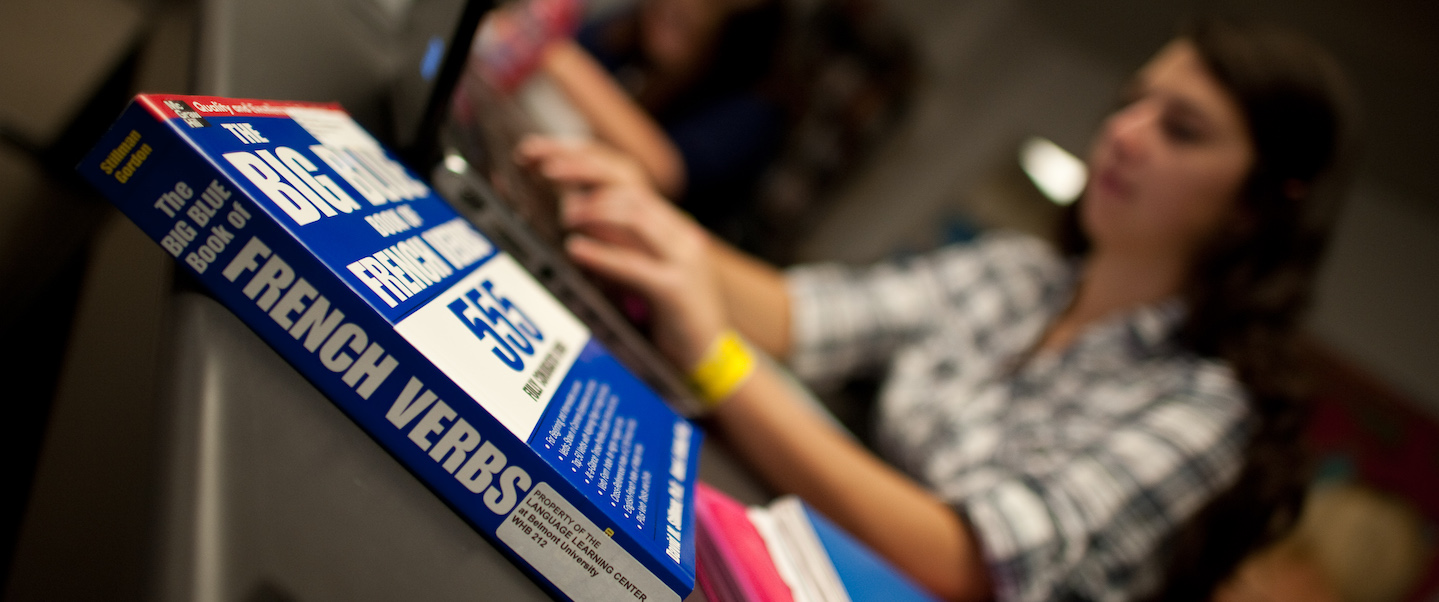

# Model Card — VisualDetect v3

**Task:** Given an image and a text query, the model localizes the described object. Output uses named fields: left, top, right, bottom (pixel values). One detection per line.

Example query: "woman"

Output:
left=519, top=20, right=1354, bottom=602
left=547, top=0, right=788, bottom=231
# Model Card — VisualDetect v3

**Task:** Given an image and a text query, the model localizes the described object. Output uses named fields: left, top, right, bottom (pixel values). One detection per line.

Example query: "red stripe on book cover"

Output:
left=135, top=94, right=345, bottom=120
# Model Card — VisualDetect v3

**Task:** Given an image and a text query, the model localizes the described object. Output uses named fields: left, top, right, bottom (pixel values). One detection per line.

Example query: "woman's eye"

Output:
left=1162, top=117, right=1203, bottom=143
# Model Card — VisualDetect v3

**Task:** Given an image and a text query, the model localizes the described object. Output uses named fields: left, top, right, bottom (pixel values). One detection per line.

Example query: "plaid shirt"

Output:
left=785, top=232, right=1253, bottom=602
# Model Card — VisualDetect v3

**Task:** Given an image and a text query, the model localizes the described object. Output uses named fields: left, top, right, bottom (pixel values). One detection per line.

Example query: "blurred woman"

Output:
left=512, top=0, right=786, bottom=201
left=520, top=20, right=1355, bottom=602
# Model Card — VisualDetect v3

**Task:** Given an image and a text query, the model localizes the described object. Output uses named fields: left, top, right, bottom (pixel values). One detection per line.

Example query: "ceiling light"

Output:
left=1019, top=136, right=1086, bottom=205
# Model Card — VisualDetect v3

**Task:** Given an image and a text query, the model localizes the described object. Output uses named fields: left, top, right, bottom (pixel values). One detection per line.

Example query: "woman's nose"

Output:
left=1105, top=102, right=1158, bottom=163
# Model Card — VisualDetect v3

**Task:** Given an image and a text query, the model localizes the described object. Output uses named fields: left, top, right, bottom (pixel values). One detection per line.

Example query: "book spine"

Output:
left=78, top=101, right=690, bottom=602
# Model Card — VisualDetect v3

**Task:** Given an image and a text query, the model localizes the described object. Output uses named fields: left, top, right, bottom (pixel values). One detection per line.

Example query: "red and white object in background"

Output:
left=472, top=0, right=583, bottom=93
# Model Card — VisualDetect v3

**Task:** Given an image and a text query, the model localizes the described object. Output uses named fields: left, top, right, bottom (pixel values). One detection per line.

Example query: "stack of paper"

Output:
left=695, top=484, right=937, bottom=602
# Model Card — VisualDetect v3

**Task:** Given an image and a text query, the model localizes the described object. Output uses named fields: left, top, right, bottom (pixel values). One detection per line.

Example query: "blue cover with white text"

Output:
left=78, top=94, right=699, bottom=602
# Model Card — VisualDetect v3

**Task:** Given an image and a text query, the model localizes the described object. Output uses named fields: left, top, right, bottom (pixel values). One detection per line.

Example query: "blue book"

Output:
left=801, top=503, right=938, bottom=602
left=77, top=94, right=700, bottom=602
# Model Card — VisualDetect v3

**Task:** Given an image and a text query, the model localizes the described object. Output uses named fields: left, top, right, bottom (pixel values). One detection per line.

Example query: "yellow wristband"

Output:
left=689, top=330, right=755, bottom=409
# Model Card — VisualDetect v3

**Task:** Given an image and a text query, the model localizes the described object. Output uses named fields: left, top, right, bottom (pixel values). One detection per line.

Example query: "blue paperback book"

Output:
left=78, top=94, right=700, bottom=602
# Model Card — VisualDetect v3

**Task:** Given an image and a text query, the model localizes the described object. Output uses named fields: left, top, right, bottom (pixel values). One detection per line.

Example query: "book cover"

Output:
left=77, top=94, right=699, bottom=602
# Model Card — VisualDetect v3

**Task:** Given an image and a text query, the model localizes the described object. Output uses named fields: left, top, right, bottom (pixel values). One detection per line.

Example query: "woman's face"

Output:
left=1083, top=40, right=1256, bottom=262
left=640, top=0, right=725, bottom=76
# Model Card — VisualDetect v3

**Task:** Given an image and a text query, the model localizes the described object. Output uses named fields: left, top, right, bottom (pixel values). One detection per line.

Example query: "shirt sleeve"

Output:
left=956, top=367, right=1253, bottom=602
left=784, top=254, right=952, bottom=386
left=783, top=232, right=1056, bottom=386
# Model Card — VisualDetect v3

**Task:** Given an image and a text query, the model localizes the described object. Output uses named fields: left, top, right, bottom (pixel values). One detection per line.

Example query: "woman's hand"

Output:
left=531, top=41, right=689, bottom=197
left=517, top=136, right=725, bottom=370
left=516, top=135, right=653, bottom=190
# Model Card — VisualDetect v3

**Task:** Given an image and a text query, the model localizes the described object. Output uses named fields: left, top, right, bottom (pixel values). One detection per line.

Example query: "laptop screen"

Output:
left=389, top=0, right=493, bottom=169
left=443, top=67, right=567, bottom=247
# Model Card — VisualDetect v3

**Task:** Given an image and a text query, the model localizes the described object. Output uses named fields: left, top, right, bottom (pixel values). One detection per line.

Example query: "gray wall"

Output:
left=1310, top=185, right=1439, bottom=412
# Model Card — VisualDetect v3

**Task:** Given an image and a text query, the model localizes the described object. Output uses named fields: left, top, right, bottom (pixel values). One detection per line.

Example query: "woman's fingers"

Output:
left=518, top=136, right=726, bottom=365
left=564, top=234, right=668, bottom=295
left=516, top=135, right=648, bottom=189
left=514, top=134, right=570, bottom=162
left=561, top=187, right=694, bottom=260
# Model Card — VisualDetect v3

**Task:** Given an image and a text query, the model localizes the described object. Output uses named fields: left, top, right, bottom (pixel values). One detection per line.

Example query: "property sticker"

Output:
left=498, top=482, right=678, bottom=602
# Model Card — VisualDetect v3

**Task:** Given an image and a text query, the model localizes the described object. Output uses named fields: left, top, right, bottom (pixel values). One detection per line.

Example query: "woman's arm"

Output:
left=538, top=40, right=687, bottom=198
left=708, top=241, right=791, bottom=359
left=712, top=363, right=994, bottom=602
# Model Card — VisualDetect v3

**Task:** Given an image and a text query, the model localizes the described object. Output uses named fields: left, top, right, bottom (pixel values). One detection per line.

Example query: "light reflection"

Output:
left=1019, top=137, right=1086, bottom=205
left=444, top=151, right=470, bottom=174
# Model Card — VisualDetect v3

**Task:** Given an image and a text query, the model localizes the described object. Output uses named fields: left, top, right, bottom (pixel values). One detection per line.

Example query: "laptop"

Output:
left=390, top=0, right=705, bottom=416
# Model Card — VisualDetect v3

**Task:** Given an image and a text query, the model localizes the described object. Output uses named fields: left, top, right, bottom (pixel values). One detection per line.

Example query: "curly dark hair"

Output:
left=1058, top=19, right=1360, bottom=601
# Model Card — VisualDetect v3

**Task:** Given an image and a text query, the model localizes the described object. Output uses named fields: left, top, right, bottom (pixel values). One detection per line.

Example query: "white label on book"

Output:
left=499, top=481, right=678, bottom=602
left=397, top=253, right=590, bottom=440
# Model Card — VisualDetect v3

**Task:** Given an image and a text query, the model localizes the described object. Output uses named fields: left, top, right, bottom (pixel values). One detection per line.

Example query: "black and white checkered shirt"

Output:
left=785, top=232, right=1253, bottom=602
